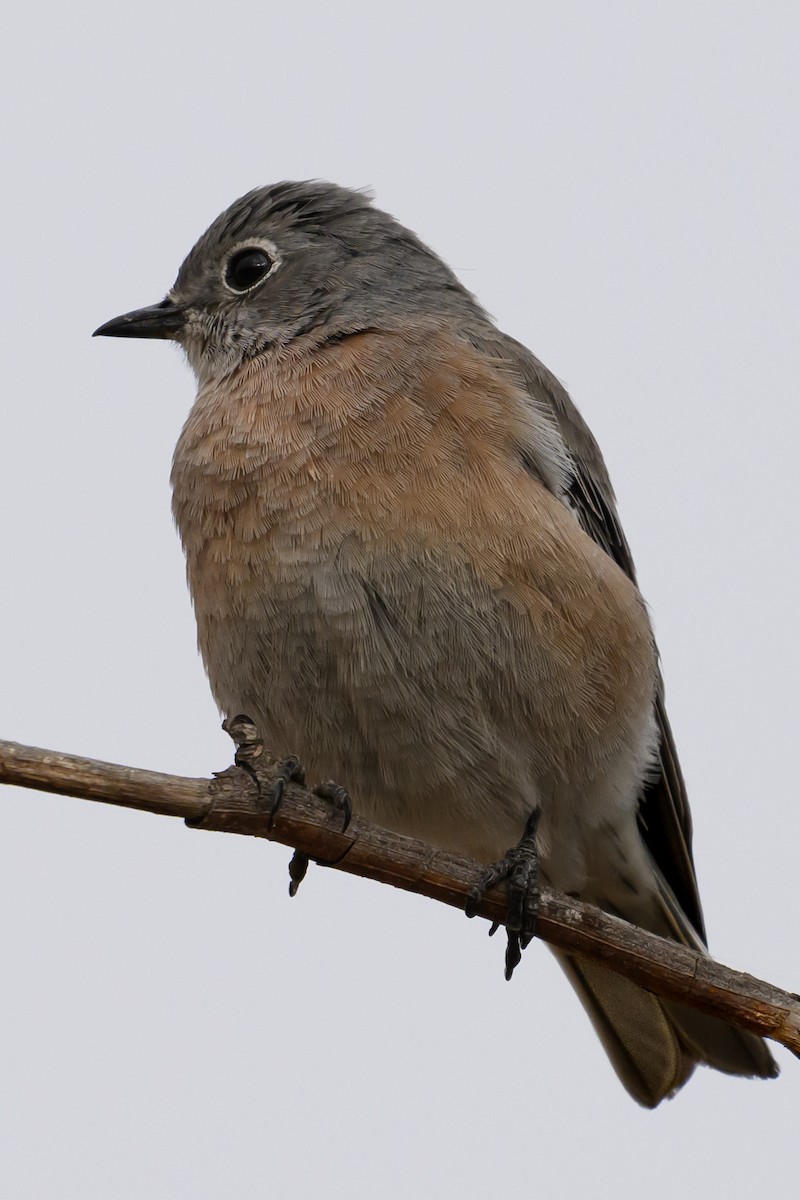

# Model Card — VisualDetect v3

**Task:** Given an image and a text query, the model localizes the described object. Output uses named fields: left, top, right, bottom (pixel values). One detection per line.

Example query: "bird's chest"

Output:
left=172, top=410, right=371, bottom=670
left=169, top=355, right=456, bottom=706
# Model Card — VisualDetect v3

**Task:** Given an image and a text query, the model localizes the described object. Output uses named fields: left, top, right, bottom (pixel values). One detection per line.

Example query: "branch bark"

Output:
left=1, top=735, right=797, bottom=1059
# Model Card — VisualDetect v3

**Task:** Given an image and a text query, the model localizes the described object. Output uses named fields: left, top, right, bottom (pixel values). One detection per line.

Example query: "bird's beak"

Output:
left=93, top=300, right=186, bottom=340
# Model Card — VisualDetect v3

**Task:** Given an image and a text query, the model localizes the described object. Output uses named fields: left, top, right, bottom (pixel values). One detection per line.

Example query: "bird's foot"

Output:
left=222, top=714, right=305, bottom=828
left=221, top=715, right=352, bottom=898
left=465, top=810, right=541, bottom=981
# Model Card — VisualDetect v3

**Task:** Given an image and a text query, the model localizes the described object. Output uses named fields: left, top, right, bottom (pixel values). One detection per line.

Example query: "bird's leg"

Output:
left=221, top=715, right=353, bottom=897
left=465, top=810, right=541, bottom=980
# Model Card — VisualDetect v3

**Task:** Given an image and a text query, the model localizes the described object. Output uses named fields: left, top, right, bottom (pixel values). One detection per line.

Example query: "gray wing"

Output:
left=468, top=328, right=707, bottom=942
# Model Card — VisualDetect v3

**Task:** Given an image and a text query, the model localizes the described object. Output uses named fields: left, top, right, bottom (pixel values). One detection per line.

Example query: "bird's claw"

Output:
left=465, top=810, right=541, bottom=980
left=261, top=755, right=305, bottom=828
left=311, top=780, right=352, bottom=833
left=288, top=850, right=310, bottom=897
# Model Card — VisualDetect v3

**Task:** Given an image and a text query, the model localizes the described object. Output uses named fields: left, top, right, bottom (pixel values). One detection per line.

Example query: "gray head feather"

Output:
left=171, top=180, right=490, bottom=378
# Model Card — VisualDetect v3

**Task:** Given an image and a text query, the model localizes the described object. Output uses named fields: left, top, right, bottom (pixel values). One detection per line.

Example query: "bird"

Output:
left=94, top=180, right=778, bottom=1106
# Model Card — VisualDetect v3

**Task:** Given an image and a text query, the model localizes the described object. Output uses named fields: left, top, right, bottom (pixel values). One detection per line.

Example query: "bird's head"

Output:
left=93, top=180, right=485, bottom=382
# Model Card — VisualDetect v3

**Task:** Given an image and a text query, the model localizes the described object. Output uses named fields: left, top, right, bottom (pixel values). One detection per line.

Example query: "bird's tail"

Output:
left=553, top=879, right=779, bottom=1107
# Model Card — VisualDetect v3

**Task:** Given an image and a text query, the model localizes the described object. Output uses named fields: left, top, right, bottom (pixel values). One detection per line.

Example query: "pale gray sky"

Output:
left=1, top=3, right=798, bottom=1197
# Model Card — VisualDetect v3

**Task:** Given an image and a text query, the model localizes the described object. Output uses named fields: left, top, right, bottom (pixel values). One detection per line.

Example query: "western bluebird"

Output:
left=94, top=181, right=777, bottom=1105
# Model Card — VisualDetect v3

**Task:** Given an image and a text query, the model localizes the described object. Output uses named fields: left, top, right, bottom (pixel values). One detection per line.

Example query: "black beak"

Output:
left=93, top=300, right=186, bottom=340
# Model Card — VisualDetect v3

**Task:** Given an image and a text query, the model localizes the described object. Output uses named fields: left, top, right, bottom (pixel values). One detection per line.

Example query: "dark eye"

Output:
left=224, top=247, right=274, bottom=292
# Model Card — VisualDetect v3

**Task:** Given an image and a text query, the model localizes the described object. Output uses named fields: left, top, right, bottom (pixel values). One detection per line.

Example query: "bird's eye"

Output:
left=224, top=247, right=274, bottom=293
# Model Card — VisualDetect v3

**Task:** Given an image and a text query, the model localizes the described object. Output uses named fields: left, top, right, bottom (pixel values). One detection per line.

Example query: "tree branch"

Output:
left=1, top=735, right=797, bottom=1060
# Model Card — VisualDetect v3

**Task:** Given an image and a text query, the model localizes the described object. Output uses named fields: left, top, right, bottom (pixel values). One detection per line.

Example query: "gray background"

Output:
left=1, top=3, right=797, bottom=1197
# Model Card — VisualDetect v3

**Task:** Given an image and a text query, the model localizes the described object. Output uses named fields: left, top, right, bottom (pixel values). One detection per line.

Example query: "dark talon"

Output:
left=262, top=755, right=306, bottom=827
left=287, top=836, right=357, bottom=895
left=465, top=809, right=541, bottom=981
left=288, top=851, right=310, bottom=897
left=267, top=776, right=285, bottom=825
left=312, top=780, right=352, bottom=832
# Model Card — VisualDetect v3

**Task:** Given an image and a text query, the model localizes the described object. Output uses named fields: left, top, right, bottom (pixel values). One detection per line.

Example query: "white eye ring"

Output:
left=222, top=237, right=281, bottom=295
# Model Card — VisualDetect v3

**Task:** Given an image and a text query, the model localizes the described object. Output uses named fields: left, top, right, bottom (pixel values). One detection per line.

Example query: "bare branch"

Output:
left=1, top=735, right=797, bottom=1059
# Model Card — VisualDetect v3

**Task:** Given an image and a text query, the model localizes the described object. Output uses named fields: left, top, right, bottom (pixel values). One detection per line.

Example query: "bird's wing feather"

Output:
left=467, top=328, right=707, bottom=942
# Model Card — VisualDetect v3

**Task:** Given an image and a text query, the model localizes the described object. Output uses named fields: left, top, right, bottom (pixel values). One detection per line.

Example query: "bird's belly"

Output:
left=194, top=548, right=657, bottom=872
